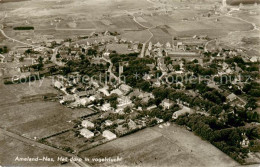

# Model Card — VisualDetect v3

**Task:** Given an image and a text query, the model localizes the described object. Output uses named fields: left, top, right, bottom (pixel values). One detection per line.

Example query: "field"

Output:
left=0, top=78, right=94, bottom=139
left=79, top=124, right=238, bottom=167
left=0, top=133, right=71, bottom=166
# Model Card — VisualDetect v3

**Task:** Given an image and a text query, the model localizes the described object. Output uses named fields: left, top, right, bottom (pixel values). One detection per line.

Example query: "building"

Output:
left=54, top=81, right=63, bottom=89
left=111, top=89, right=123, bottom=96
left=80, top=128, right=94, bottom=139
left=226, top=93, right=237, bottom=102
left=117, top=96, right=132, bottom=108
left=105, top=120, right=113, bottom=126
left=102, top=130, right=117, bottom=140
left=167, top=51, right=200, bottom=60
left=128, top=119, right=137, bottom=130
left=62, top=95, right=75, bottom=103
left=147, top=105, right=157, bottom=111
left=161, top=99, right=174, bottom=110
left=119, top=84, right=132, bottom=93
left=172, top=106, right=194, bottom=119
left=82, top=120, right=94, bottom=128
left=101, top=103, right=111, bottom=111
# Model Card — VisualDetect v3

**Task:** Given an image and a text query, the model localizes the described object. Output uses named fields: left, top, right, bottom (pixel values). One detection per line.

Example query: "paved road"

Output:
left=0, top=128, right=90, bottom=167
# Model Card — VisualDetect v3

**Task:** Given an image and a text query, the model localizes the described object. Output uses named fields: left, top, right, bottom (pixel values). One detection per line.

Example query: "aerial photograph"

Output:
left=0, top=0, right=259, bottom=166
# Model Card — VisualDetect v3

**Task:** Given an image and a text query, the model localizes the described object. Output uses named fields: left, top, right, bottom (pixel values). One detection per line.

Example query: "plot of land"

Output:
left=79, top=124, right=238, bottom=167
left=0, top=133, right=70, bottom=166
left=0, top=78, right=94, bottom=139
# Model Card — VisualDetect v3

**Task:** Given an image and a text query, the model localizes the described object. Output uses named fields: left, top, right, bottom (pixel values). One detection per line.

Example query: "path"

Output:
left=0, top=128, right=89, bottom=167
left=0, top=29, right=47, bottom=50
left=125, top=10, right=155, bottom=57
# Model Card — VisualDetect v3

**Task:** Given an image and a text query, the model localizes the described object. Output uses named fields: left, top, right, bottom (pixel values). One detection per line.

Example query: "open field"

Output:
left=0, top=78, right=94, bottom=139
left=0, top=132, right=70, bottom=166
left=79, top=124, right=238, bottom=167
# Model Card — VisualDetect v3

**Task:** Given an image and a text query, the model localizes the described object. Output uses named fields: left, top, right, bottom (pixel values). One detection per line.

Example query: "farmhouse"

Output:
left=80, top=129, right=94, bottom=139
left=82, top=120, right=94, bottom=128
left=102, top=130, right=117, bottom=140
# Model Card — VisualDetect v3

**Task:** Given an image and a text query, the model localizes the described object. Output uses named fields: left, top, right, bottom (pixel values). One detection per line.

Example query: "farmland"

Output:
left=79, top=124, right=238, bottom=167
left=0, top=78, right=94, bottom=139
left=0, top=132, right=71, bottom=166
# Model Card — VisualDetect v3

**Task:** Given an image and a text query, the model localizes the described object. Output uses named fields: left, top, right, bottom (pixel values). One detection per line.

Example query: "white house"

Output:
left=82, top=120, right=94, bottom=128
left=119, top=84, right=132, bottom=93
left=161, top=99, right=174, bottom=110
left=226, top=93, right=237, bottom=102
left=105, top=120, right=113, bottom=126
left=111, top=89, right=123, bottom=96
left=172, top=106, right=194, bottom=119
left=101, top=103, right=111, bottom=111
left=54, top=81, right=63, bottom=89
left=98, top=87, right=110, bottom=96
left=80, top=128, right=94, bottom=139
left=117, top=96, right=132, bottom=108
left=80, top=98, right=90, bottom=106
left=102, top=130, right=117, bottom=140
left=147, top=105, right=157, bottom=111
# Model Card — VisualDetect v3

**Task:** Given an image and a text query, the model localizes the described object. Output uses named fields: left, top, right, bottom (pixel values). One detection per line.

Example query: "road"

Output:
left=102, top=57, right=119, bottom=81
left=0, top=128, right=89, bottom=167
left=125, top=10, right=155, bottom=57
left=0, top=29, right=48, bottom=50
left=55, top=28, right=96, bottom=31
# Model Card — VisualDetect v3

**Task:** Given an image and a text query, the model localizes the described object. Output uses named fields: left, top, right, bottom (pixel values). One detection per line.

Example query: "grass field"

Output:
left=0, top=133, right=70, bottom=166
left=79, top=124, right=238, bottom=167
left=0, top=78, right=94, bottom=139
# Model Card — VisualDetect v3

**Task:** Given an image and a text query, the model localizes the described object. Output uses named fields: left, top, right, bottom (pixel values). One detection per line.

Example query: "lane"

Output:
left=124, top=10, right=155, bottom=57
left=0, top=29, right=47, bottom=50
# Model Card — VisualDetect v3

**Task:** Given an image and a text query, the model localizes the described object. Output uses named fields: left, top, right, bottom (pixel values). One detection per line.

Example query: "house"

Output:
left=117, top=96, right=132, bottom=108
left=115, top=125, right=127, bottom=136
left=172, top=106, right=194, bottom=119
left=165, top=42, right=171, bottom=49
left=226, top=93, right=237, bottom=102
left=102, top=130, right=117, bottom=140
left=76, top=91, right=88, bottom=98
left=101, top=103, right=111, bottom=111
left=89, top=96, right=96, bottom=101
left=128, top=119, right=137, bottom=130
left=79, top=98, right=90, bottom=106
left=147, top=105, right=157, bottom=111
left=240, top=133, right=249, bottom=148
left=82, top=120, right=94, bottom=128
left=119, top=84, right=132, bottom=93
left=105, top=120, right=113, bottom=126
left=54, top=81, right=63, bottom=89
left=111, top=89, right=123, bottom=96
left=154, top=42, right=163, bottom=48
left=250, top=56, right=259, bottom=62
left=161, top=99, right=174, bottom=110
left=62, top=95, right=75, bottom=103
left=98, top=87, right=110, bottom=96
left=80, top=128, right=94, bottom=139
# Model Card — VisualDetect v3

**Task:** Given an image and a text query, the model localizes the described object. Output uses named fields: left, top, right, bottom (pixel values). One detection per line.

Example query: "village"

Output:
left=0, top=0, right=260, bottom=166
left=1, top=26, right=259, bottom=162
